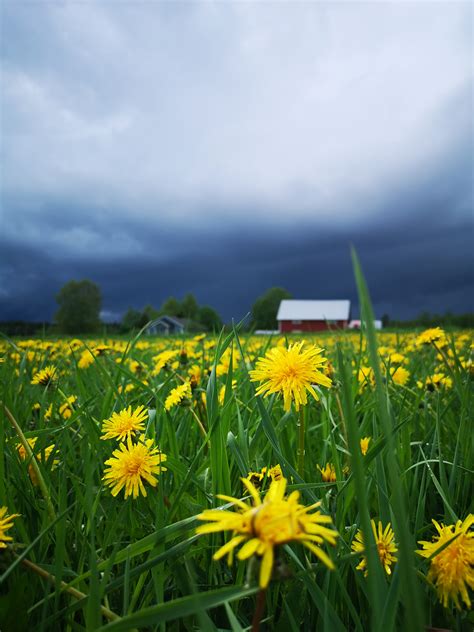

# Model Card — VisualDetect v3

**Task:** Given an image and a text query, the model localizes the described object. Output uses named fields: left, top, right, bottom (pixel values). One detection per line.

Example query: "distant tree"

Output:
left=143, top=304, right=160, bottom=322
left=252, top=287, right=292, bottom=330
left=181, top=293, right=199, bottom=320
left=381, top=313, right=390, bottom=328
left=55, top=279, right=102, bottom=334
left=160, top=296, right=181, bottom=317
left=198, top=306, right=222, bottom=332
left=121, top=308, right=146, bottom=332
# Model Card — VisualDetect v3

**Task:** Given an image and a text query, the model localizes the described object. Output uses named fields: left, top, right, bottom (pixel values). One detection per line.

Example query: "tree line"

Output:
left=1, top=279, right=472, bottom=336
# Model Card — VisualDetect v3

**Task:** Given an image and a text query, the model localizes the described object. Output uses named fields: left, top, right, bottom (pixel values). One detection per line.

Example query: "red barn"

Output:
left=277, top=300, right=351, bottom=333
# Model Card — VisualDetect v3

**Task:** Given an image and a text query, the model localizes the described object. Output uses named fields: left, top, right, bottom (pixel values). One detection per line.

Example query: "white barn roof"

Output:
left=277, top=300, right=350, bottom=321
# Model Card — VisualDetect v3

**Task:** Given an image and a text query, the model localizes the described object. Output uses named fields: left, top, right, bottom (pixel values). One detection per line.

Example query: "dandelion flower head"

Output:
left=318, top=463, right=337, bottom=482
left=103, top=436, right=167, bottom=499
left=360, top=437, right=371, bottom=456
left=31, top=365, right=57, bottom=386
left=101, top=405, right=148, bottom=442
left=0, top=507, right=20, bottom=548
left=352, top=520, right=398, bottom=576
left=417, top=515, right=474, bottom=610
left=197, top=476, right=338, bottom=588
left=165, top=382, right=191, bottom=411
left=249, top=342, right=332, bottom=412
left=416, top=327, right=447, bottom=347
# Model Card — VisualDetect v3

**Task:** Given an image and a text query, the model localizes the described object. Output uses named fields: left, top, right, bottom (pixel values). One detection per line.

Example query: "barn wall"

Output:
left=279, top=320, right=348, bottom=332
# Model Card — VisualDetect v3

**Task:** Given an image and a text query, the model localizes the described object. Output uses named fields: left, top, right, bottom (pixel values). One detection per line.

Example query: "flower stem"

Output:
left=297, top=407, right=305, bottom=477
left=20, top=556, right=125, bottom=625
left=251, top=588, right=267, bottom=632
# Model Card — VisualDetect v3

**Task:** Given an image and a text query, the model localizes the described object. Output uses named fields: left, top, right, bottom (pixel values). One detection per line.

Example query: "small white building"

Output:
left=349, top=319, right=382, bottom=330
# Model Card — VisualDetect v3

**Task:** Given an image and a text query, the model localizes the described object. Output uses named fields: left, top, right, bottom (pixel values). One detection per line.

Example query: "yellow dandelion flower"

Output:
left=417, top=373, right=453, bottom=392
left=268, top=464, right=283, bottom=481
left=102, top=436, right=167, bottom=499
left=101, top=405, right=148, bottom=442
left=389, top=353, right=407, bottom=364
left=59, top=395, right=77, bottom=419
left=0, top=507, right=20, bottom=548
left=164, top=382, right=191, bottom=411
left=78, top=350, right=95, bottom=369
left=17, top=438, right=58, bottom=485
left=318, top=463, right=337, bottom=482
left=197, top=477, right=338, bottom=588
left=390, top=366, right=410, bottom=386
left=249, top=342, right=332, bottom=412
left=357, top=366, right=374, bottom=391
left=352, top=520, right=398, bottom=576
left=128, top=360, right=144, bottom=375
left=152, top=350, right=179, bottom=375
left=246, top=468, right=267, bottom=489
left=417, top=515, right=474, bottom=610
left=31, top=365, right=57, bottom=386
left=188, top=364, right=202, bottom=388
left=416, top=327, right=447, bottom=347
left=44, top=403, right=53, bottom=421
left=360, top=437, right=371, bottom=456
left=218, top=380, right=237, bottom=405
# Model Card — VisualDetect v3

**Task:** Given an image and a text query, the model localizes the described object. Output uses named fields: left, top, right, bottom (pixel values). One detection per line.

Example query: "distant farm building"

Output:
left=277, top=300, right=351, bottom=333
left=349, top=319, right=382, bottom=330
left=146, top=315, right=185, bottom=335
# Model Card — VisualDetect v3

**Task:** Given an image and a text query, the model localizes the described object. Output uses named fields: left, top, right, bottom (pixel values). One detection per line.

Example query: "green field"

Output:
left=1, top=280, right=472, bottom=631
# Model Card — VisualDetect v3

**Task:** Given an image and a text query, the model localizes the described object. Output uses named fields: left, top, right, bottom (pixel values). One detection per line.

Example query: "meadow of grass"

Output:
left=0, top=270, right=472, bottom=631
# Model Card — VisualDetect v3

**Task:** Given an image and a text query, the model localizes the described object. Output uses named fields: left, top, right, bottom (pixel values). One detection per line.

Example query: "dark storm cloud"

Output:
left=1, top=2, right=473, bottom=322
left=1, top=204, right=472, bottom=322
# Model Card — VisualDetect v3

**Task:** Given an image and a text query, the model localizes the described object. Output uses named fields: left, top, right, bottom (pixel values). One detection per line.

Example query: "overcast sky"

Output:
left=1, top=1, right=473, bottom=323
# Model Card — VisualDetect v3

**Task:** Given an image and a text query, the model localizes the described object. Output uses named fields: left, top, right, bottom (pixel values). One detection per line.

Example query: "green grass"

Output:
left=0, top=267, right=473, bottom=631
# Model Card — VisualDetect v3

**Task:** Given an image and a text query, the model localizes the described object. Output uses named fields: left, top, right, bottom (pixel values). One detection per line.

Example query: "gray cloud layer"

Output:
left=1, top=2, right=473, bottom=322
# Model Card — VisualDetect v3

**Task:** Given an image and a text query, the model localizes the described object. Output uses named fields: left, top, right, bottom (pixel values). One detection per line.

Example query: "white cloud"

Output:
left=1, top=1, right=472, bottom=236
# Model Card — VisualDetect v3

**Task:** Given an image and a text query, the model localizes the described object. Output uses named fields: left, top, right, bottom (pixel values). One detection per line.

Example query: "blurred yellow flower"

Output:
left=31, top=365, right=57, bottom=386
left=0, top=507, right=20, bottom=548
left=416, top=327, right=447, bottom=347
left=417, top=515, right=474, bottom=610
left=417, top=373, right=453, bottom=391
left=165, top=382, right=192, bottom=411
left=360, top=437, right=371, bottom=456
left=17, top=437, right=58, bottom=485
left=318, top=463, right=337, bottom=482
left=390, top=366, right=410, bottom=386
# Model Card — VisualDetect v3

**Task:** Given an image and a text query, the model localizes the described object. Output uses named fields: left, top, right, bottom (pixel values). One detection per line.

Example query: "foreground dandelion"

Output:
left=416, top=515, right=474, bottom=609
left=102, top=437, right=167, bottom=499
left=0, top=507, right=20, bottom=548
left=197, top=477, right=338, bottom=588
left=250, top=342, right=332, bottom=412
left=31, top=365, right=57, bottom=386
left=101, top=405, right=148, bottom=441
left=352, top=520, right=398, bottom=576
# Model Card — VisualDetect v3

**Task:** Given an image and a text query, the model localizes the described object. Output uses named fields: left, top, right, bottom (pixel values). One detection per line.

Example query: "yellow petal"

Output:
left=259, top=546, right=274, bottom=589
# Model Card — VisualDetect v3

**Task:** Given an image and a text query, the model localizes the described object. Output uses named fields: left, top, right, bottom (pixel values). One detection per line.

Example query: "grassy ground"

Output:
left=0, top=268, right=472, bottom=631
